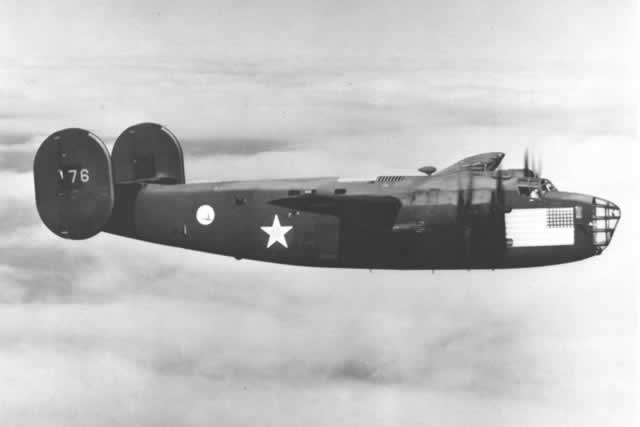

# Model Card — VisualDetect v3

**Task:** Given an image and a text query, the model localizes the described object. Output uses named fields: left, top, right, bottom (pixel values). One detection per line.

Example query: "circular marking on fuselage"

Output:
left=196, top=204, right=215, bottom=225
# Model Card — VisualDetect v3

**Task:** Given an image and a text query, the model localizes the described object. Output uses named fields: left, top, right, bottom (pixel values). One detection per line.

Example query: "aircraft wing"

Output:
left=269, top=194, right=402, bottom=230
left=438, top=152, right=505, bottom=175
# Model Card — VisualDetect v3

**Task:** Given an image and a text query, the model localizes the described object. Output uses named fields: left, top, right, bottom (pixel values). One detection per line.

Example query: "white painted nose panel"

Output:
left=505, top=208, right=575, bottom=247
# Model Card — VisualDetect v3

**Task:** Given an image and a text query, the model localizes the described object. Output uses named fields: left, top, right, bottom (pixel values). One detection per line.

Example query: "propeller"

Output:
left=494, top=168, right=504, bottom=207
left=488, top=167, right=507, bottom=268
left=456, top=171, right=474, bottom=218
left=455, top=167, right=509, bottom=269
left=535, top=153, right=543, bottom=178
left=456, top=171, right=474, bottom=268
left=523, top=149, right=543, bottom=178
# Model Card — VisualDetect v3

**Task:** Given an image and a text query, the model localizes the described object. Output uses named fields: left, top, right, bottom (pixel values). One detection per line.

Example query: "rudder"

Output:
left=33, top=128, right=114, bottom=239
left=111, top=123, right=185, bottom=184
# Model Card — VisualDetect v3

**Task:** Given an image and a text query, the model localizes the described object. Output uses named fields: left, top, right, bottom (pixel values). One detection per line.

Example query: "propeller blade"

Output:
left=524, top=148, right=542, bottom=178
left=490, top=167, right=507, bottom=268
left=456, top=172, right=473, bottom=216
left=461, top=171, right=474, bottom=269
left=531, top=155, right=536, bottom=177
left=456, top=173, right=464, bottom=220
left=465, top=171, right=474, bottom=210
left=495, top=168, right=504, bottom=207
left=536, top=154, right=543, bottom=178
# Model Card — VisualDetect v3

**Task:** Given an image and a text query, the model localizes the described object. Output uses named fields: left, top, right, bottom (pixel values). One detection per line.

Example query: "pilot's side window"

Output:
left=518, top=186, right=532, bottom=196
left=518, top=186, right=540, bottom=199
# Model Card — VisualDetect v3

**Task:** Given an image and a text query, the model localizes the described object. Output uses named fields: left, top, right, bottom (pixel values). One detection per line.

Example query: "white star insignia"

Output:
left=260, top=214, right=293, bottom=248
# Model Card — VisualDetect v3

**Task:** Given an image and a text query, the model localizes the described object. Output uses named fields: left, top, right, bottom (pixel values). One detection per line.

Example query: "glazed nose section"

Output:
left=591, top=197, right=621, bottom=253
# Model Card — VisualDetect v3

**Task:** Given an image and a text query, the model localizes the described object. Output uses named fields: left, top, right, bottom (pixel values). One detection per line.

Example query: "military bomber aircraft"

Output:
left=34, top=123, right=621, bottom=269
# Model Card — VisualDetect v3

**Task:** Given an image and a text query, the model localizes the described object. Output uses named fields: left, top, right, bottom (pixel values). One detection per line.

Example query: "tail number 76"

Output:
left=57, top=168, right=90, bottom=184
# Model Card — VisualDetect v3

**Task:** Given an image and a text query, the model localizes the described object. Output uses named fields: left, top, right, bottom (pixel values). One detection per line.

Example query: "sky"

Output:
left=0, top=0, right=638, bottom=426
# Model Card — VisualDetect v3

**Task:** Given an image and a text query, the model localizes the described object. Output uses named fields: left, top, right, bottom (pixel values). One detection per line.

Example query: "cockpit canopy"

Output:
left=517, top=177, right=557, bottom=199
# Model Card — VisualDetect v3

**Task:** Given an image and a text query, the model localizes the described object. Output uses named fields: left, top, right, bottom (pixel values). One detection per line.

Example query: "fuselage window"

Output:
left=334, top=188, right=346, bottom=195
left=518, top=186, right=540, bottom=199
left=518, top=186, right=532, bottom=196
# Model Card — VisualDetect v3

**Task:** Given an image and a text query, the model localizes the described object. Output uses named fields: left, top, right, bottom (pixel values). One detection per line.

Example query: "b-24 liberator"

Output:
left=34, top=123, right=621, bottom=269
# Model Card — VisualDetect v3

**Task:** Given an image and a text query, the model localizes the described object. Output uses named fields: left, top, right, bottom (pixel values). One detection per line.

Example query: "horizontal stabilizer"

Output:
left=270, top=194, right=401, bottom=230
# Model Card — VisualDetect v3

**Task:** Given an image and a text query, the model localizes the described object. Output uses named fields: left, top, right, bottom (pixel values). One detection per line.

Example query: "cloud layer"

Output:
left=0, top=0, right=637, bottom=425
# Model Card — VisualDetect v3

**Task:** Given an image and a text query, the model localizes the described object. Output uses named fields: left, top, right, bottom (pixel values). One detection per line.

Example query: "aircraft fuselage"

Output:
left=104, top=175, right=608, bottom=269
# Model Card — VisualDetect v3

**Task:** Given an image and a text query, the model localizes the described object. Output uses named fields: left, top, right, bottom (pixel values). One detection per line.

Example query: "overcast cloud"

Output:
left=0, top=0, right=637, bottom=426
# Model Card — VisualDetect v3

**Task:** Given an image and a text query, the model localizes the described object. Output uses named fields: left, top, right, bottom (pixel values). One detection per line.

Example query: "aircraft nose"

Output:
left=591, top=197, right=621, bottom=253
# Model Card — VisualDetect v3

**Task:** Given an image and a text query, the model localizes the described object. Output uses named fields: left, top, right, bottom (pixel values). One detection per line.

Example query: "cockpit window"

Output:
left=540, top=179, right=557, bottom=193
left=518, top=185, right=541, bottom=199
left=518, top=186, right=533, bottom=196
left=518, top=186, right=528, bottom=196
left=518, top=179, right=556, bottom=199
left=530, top=188, right=540, bottom=199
